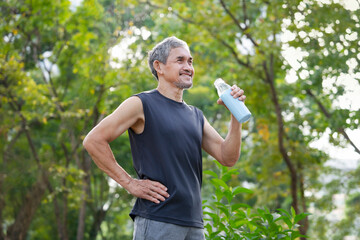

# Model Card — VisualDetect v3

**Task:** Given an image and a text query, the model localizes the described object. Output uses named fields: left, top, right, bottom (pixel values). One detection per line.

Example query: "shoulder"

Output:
left=122, top=95, right=143, bottom=108
left=135, top=89, right=158, bottom=99
left=110, top=95, right=144, bottom=119
left=131, top=89, right=158, bottom=110
left=188, top=105, right=203, bottom=116
left=125, top=89, right=158, bottom=107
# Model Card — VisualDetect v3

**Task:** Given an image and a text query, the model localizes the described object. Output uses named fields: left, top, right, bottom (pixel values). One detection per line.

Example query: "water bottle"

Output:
left=214, top=78, right=252, bottom=123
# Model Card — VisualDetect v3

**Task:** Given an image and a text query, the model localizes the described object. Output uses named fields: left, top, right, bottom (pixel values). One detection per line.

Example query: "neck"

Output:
left=156, top=80, right=184, bottom=102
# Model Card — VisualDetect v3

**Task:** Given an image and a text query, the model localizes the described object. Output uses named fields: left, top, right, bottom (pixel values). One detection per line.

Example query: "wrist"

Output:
left=123, top=176, right=134, bottom=190
left=230, top=114, right=242, bottom=128
left=114, top=171, right=133, bottom=191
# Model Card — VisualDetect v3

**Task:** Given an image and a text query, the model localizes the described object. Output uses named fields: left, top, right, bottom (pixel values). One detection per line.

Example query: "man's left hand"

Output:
left=217, top=85, right=246, bottom=106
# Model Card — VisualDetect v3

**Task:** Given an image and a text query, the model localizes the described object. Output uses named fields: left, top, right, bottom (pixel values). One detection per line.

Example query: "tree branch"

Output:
left=139, top=0, right=161, bottom=9
left=338, top=128, right=360, bottom=155
left=242, top=0, right=248, bottom=25
left=25, top=27, right=64, bottom=112
left=171, top=9, right=253, bottom=71
left=306, top=89, right=360, bottom=155
left=171, top=10, right=196, bottom=24
left=219, top=0, right=259, bottom=48
left=219, top=0, right=245, bottom=32
left=305, top=89, right=331, bottom=118
left=213, top=32, right=252, bottom=69
left=142, top=0, right=263, bottom=77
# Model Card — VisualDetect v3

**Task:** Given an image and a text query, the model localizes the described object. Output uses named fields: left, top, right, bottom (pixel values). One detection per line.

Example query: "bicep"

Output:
left=86, top=96, right=143, bottom=143
left=202, top=116, right=224, bottom=162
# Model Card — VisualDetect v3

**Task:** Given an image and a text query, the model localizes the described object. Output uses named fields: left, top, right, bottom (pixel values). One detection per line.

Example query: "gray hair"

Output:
left=148, top=36, right=189, bottom=80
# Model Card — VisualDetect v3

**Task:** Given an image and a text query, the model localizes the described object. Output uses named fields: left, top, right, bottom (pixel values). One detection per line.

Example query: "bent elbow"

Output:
left=82, top=135, right=92, bottom=150
left=222, top=161, right=236, bottom=167
left=220, top=154, right=240, bottom=167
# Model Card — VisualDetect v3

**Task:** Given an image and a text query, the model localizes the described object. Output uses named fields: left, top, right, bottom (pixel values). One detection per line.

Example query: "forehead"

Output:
left=168, top=47, right=192, bottom=59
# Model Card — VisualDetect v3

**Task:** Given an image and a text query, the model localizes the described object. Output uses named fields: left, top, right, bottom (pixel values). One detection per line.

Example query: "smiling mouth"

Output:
left=180, top=72, right=192, bottom=77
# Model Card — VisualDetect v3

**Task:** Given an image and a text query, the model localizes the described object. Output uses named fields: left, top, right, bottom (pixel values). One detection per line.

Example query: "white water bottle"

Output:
left=214, top=78, right=252, bottom=123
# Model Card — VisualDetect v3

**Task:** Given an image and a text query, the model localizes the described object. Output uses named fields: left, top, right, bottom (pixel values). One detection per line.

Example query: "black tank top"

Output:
left=128, top=89, right=204, bottom=228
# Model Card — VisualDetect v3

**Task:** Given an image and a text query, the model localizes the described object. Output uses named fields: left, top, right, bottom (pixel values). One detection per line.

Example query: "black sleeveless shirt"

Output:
left=128, top=89, right=204, bottom=228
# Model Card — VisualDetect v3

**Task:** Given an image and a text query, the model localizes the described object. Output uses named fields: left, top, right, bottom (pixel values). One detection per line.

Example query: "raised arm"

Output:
left=202, top=115, right=242, bottom=167
left=202, top=85, right=245, bottom=167
left=83, top=96, right=169, bottom=204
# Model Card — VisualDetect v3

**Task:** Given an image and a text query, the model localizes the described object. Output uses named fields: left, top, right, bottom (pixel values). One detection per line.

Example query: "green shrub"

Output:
left=203, top=163, right=309, bottom=240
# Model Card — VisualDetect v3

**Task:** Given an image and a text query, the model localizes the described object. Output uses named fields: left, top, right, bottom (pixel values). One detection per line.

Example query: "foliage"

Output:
left=203, top=162, right=309, bottom=240
left=0, top=0, right=359, bottom=239
left=284, top=0, right=360, bottom=148
left=0, top=0, right=153, bottom=239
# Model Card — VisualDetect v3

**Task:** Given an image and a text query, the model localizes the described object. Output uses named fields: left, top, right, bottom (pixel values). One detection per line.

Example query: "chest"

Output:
left=145, top=102, right=203, bottom=144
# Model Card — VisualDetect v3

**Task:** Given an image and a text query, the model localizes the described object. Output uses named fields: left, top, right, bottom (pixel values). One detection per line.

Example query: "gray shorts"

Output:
left=133, top=216, right=205, bottom=240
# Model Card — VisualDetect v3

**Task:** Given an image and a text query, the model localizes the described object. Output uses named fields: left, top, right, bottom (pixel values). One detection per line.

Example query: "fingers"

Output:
left=129, top=179, right=170, bottom=204
left=217, top=84, right=246, bottom=106
left=148, top=181, right=170, bottom=202
left=230, top=85, right=246, bottom=102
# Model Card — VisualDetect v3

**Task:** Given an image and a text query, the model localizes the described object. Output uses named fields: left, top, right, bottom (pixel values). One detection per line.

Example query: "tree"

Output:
left=139, top=0, right=312, bottom=237
left=138, top=0, right=359, bottom=237
left=0, top=0, right=153, bottom=239
left=1, top=0, right=358, bottom=239
left=284, top=0, right=360, bottom=156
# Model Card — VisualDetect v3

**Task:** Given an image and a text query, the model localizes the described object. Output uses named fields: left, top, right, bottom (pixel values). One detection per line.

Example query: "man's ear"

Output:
left=153, top=60, right=163, bottom=75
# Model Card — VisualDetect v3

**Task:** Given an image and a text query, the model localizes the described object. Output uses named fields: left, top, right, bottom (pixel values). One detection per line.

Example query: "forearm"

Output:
left=83, top=137, right=169, bottom=203
left=221, top=115, right=242, bottom=166
left=83, top=138, right=133, bottom=189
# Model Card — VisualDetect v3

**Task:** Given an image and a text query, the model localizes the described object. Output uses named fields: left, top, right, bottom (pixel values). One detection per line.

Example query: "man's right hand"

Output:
left=127, top=179, right=170, bottom=204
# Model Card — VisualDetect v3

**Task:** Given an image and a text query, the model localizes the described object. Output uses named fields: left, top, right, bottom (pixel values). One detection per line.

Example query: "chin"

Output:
left=175, top=81, right=193, bottom=89
left=183, top=84, right=193, bottom=90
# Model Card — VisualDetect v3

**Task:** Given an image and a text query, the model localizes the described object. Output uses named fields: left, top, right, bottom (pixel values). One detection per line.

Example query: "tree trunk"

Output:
left=0, top=173, right=5, bottom=240
left=299, top=164, right=309, bottom=239
left=6, top=175, right=47, bottom=240
left=1, top=129, right=24, bottom=240
left=89, top=208, right=108, bottom=240
left=52, top=194, right=69, bottom=240
left=263, top=60, right=299, bottom=214
left=76, top=151, right=92, bottom=240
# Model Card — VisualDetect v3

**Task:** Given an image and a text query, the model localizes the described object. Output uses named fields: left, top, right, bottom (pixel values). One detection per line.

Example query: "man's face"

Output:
left=160, top=47, right=195, bottom=89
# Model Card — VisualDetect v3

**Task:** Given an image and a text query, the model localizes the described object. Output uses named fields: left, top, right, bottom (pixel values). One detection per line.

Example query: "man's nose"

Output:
left=183, top=62, right=192, bottom=71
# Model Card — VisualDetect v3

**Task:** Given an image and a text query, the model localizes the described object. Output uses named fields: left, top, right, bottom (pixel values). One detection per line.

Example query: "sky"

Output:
left=70, top=0, right=82, bottom=11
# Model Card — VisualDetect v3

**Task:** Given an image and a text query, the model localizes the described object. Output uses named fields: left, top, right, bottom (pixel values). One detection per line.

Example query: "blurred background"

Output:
left=1, top=0, right=359, bottom=239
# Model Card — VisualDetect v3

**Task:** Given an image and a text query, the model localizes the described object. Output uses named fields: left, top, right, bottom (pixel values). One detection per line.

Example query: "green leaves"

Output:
left=233, top=186, right=254, bottom=195
left=204, top=166, right=309, bottom=239
left=1, top=0, right=358, bottom=238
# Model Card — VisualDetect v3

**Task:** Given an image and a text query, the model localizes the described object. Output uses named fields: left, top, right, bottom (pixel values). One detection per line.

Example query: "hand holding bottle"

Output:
left=216, top=85, right=246, bottom=106
left=214, top=78, right=252, bottom=123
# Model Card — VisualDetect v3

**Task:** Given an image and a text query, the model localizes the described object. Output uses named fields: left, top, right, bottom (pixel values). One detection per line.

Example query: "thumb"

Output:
left=217, top=98, right=224, bottom=105
left=217, top=98, right=229, bottom=110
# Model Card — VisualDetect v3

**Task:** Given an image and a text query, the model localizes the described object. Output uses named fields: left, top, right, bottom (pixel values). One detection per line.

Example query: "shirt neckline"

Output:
left=154, top=89, right=186, bottom=105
